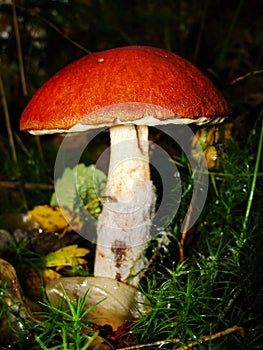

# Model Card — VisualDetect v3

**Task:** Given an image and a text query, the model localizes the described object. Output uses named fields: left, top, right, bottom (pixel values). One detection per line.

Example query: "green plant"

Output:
left=34, top=289, right=103, bottom=350
left=111, top=119, right=261, bottom=350
left=1, top=120, right=262, bottom=349
left=0, top=0, right=262, bottom=348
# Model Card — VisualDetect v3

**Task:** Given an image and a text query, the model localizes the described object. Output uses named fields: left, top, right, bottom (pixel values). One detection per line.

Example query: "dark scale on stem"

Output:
left=111, top=240, right=127, bottom=268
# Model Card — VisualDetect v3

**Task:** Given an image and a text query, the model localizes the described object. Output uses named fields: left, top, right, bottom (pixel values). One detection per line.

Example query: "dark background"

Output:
left=1, top=0, right=262, bottom=131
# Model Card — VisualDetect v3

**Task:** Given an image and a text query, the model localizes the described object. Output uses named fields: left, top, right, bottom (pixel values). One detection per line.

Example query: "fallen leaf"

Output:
left=46, top=276, right=151, bottom=331
left=43, top=269, right=62, bottom=281
left=193, top=123, right=233, bottom=168
left=0, top=259, right=40, bottom=347
left=27, top=205, right=70, bottom=233
left=45, top=245, right=90, bottom=271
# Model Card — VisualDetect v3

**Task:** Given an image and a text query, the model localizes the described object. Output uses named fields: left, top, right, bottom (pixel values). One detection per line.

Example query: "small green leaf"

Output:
left=50, top=163, right=106, bottom=219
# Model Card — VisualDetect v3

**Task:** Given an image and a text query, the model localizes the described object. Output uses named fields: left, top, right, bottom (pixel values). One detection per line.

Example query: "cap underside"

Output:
left=27, top=102, right=225, bottom=135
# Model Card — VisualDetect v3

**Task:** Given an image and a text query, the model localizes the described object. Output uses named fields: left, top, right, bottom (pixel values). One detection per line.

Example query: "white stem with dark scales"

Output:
left=94, top=124, right=156, bottom=285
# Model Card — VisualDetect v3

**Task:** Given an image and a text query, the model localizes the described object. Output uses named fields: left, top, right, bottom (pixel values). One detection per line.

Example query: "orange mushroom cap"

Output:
left=20, top=46, right=231, bottom=134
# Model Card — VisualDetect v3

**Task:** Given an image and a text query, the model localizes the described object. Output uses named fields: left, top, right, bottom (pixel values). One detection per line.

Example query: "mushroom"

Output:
left=20, top=46, right=230, bottom=285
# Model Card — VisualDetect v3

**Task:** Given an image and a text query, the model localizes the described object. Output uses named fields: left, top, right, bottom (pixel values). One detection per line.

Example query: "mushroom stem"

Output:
left=94, top=125, right=156, bottom=285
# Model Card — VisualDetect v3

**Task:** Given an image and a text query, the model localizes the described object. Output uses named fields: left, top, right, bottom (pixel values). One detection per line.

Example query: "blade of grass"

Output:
left=217, top=0, right=245, bottom=66
left=240, top=115, right=263, bottom=243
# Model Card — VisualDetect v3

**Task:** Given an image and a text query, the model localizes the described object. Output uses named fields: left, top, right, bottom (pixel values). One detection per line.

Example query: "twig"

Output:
left=14, top=132, right=31, bottom=158
left=192, top=0, right=209, bottom=64
left=135, top=238, right=164, bottom=286
left=117, top=325, right=245, bottom=350
left=0, top=74, right=18, bottom=165
left=12, top=0, right=28, bottom=96
left=35, top=135, right=45, bottom=163
left=0, top=73, right=28, bottom=210
left=175, top=325, right=245, bottom=350
left=179, top=126, right=216, bottom=262
left=179, top=202, right=193, bottom=262
left=12, top=1, right=46, bottom=164
left=0, top=181, right=53, bottom=190
left=218, top=0, right=244, bottom=65
left=13, top=3, right=91, bottom=54
left=227, top=70, right=263, bottom=86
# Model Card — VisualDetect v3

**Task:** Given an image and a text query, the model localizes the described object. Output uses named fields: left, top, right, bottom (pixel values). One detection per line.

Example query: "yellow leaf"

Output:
left=43, top=269, right=62, bottom=282
left=27, top=205, right=70, bottom=233
left=45, top=245, right=90, bottom=270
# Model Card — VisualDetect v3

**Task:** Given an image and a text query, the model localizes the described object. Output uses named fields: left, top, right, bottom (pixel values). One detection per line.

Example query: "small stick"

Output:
left=12, top=2, right=45, bottom=163
left=134, top=234, right=167, bottom=286
left=192, top=0, right=209, bottom=64
left=227, top=69, right=263, bottom=86
left=35, top=135, right=45, bottom=163
left=0, top=74, right=28, bottom=210
left=0, top=74, right=18, bottom=165
left=12, top=2, right=91, bottom=54
left=12, top=0, right=28, bottom=96
left=179, top=202, right=193, bottom=262
left=0, top=181, right=53, bottom=190
left=117, top=325, right=245, bottom=350
left=179, top=126, right=217, bottom=262
left=175, top=325, right=245, bottom=350
left=14, top=132, right=31, bottom=158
